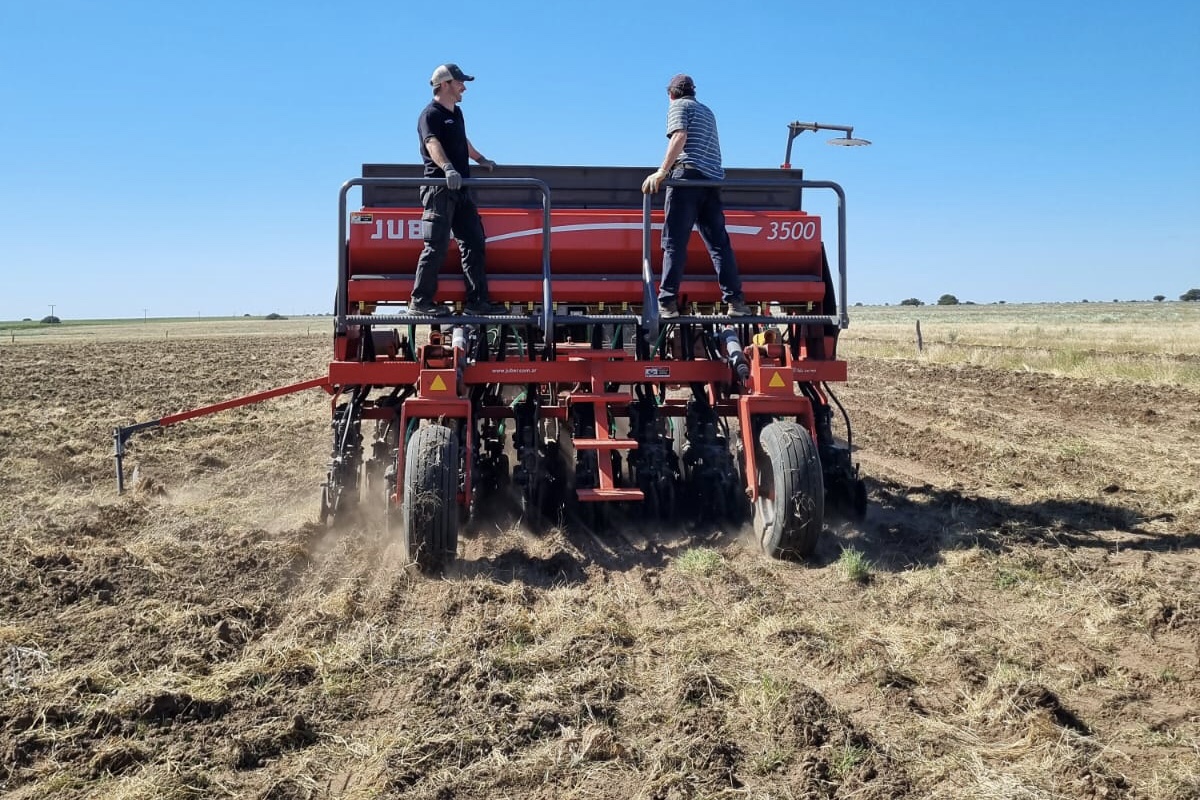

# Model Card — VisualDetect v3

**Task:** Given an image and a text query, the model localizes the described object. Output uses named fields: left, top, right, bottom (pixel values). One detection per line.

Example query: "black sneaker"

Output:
left=728, top=299, right=755, bottom=317
left=658, top=301, right=680, bottom=319
left=463, top=299, right=509, bottom=316
left=407, top=300, right=449, bottom=316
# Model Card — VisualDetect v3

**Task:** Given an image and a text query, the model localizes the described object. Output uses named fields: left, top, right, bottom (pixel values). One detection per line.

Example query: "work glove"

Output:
left=476, top=156, right=496, bottom=172
left=641, top=168, right=667, bottom=194
left=444, top=166, right=463, bottom=190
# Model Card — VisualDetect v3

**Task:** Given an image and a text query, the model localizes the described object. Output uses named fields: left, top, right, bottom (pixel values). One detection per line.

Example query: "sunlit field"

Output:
left=840, top=301, right=1200, bottom=386
left=1, top=302, right=1198, bottom=798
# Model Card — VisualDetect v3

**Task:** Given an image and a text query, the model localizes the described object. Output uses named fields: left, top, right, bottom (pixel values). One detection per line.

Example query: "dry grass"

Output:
left=1, top=309, right=1198, bottom=798
left=841, top=301, right=1200, bottom=385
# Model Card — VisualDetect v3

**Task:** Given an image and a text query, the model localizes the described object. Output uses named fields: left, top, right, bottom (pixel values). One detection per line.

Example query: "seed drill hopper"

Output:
left=115, top=146, right=866, bottom=571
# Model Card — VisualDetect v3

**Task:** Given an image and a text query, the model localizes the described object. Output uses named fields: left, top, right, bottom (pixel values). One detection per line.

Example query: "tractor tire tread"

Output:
left=758, top=420, right=824, bottom=559
left=402, top=424, right=458, bottom=572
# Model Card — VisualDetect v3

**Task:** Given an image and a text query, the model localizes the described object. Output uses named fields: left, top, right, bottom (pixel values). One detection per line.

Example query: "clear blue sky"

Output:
left=1, top=0, right=1197, bottom=320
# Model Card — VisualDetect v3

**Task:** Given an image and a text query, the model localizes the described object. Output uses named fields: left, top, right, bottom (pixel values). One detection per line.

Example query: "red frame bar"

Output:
left=329, top=358, right=846, bottom=387
left=158, top=377, right=330, bottom=427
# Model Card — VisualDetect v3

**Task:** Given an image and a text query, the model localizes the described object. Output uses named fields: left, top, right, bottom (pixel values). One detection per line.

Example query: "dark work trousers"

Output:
left=411, top=185, right=489, bottom=306
left=658, top=167, right=742, bottom=304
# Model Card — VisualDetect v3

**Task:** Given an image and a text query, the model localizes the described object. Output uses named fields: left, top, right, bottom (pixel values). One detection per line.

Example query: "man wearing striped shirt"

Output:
left=642, top=74, right=751, bottom=319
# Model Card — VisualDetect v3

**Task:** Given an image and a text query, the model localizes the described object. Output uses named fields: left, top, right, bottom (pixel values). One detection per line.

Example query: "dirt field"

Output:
left=1, top=315, right=1197, bottom=799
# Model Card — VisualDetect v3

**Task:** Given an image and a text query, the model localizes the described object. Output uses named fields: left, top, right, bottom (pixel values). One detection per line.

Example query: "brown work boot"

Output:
left=727, top=298, right=755, bottom=317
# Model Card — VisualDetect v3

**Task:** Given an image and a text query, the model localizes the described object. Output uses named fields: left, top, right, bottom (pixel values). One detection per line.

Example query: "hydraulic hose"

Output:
left=719, top=328, right=751, bottom=381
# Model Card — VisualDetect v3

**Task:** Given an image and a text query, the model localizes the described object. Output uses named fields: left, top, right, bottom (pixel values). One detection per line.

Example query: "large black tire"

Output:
left=401, top=425, right=459, bottom=572
left=754, top=421, right=824, bottom=559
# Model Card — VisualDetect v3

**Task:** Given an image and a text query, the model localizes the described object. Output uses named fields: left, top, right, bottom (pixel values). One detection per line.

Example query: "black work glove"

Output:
left=443, top=166, right=462, bottom=190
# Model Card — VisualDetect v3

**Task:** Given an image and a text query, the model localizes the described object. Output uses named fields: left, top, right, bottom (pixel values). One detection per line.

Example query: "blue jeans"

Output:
left=658, top=167, right=742, bottom=304
left=411, top=186, right=489, bottom=306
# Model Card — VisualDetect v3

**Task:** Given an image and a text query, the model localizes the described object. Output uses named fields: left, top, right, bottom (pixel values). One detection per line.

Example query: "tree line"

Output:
left=897, top=289, right=1200, bottom=306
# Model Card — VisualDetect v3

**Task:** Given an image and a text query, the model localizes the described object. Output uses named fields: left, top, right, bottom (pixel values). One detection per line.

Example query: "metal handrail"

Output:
left=640, top=197, right=660, bottom=343
left=641, top=177, right=850, bottom=334
left=337, top=176, right=554, bottom=341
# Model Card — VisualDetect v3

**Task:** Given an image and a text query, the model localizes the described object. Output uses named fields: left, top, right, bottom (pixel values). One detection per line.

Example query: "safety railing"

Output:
left=641, top=177, right=850, bottom=342
left=336, top=176, right=555, bottom=340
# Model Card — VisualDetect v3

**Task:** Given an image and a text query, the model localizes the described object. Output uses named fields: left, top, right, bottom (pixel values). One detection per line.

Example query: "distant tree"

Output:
left=937, top=294, right=959, bottom=305
left=1181, top=289, right=1200, bottom=302
left=22, top=317, right=31, bottom=322
left=854, top=302, right=863, bottom=307
left=964, top=301, right=977, bottom=305
left=243, top=313, right=252, bottom=317
left=1081, top=299, right=1089, bottom=303
left=265, top=312, right=288, bottom=320
left=39, top=315, right=60, bottom=324
left=900, top=298, right=924, bottom=306
left=1154, top=295, right=1166, bottom=302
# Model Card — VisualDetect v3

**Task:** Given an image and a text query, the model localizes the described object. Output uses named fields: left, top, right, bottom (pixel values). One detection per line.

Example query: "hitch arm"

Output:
left=113, top=376, right=330, bottom=493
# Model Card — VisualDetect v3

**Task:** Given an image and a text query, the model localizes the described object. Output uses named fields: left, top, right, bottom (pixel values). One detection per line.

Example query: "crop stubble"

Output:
left=0, top=322, right=1197, bottom=799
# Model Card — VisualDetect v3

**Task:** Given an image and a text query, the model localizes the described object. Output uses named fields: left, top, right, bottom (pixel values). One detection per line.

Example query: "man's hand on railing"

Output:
left=641, top=169, right=667, bottom=194
left=475, top=156, right=496, bottom=172
left=444, top=166, right=463, bottom=190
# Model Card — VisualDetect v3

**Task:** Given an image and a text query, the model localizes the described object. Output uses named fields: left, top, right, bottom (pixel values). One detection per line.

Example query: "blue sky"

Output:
left=1, top=0, right=1197, bottom=320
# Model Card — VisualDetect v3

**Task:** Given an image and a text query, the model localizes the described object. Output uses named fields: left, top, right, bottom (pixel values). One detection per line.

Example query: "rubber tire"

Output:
left=755, top=421, right=824, bottom=560
left=402, top=425, right=459, bottom=572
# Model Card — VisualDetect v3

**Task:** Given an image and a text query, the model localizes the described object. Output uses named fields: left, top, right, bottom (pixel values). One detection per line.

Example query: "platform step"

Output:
left=565, top=393, right=633, bottom=405
left=573, top=438, right=639, bottom=451
left=576, top=488, right=645, bottom=502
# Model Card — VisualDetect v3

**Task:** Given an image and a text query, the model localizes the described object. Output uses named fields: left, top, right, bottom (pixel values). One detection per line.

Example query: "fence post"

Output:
left=915, top=320, right=923, bottom=353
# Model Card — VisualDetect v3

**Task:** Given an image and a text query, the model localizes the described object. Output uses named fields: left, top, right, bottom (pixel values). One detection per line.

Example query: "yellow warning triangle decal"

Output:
left=768, top=371, right=786, bottom=388
left=430, top=375, right=447, bottom=391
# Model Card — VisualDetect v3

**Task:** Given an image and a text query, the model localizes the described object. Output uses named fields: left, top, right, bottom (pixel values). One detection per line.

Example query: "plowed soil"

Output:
left=1, top=331, right=1197, bottom=799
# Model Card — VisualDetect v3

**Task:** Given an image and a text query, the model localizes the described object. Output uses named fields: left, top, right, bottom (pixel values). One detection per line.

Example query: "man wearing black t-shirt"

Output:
left=409, top=63, right=505, bottom=316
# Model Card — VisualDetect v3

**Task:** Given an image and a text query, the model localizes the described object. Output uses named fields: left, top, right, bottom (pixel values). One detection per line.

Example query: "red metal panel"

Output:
left=329, top=361, right=421, bottom=386
left=754, top=367, right=794, bottom=396
left=794, top=360, right=846, bottom=382
left=328, top=358, right=848, bottom=388
left=398, top=397, right=470, bottom=417
left=419, top=369, right=458, bottom=398
left=348, top=208, right=822, bottom=277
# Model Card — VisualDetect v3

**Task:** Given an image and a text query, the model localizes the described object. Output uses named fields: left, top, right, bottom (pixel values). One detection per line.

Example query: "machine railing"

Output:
left=338, top=176, right=849, bottom=347
left=641, top=177, right=850, bottom=339
left=337, top=176, right=554, bottom=339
